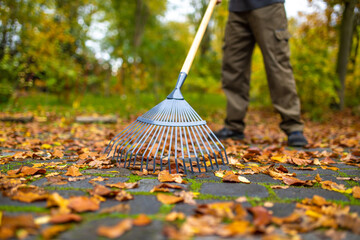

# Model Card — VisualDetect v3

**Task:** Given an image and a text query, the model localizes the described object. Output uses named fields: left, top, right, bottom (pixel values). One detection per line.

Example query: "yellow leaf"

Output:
left=271, top=155, right=287, bottom=163
left=41, top=144, right=52, bottom=149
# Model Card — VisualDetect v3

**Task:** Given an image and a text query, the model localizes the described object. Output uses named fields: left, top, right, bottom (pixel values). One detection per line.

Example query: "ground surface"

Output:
left=0, top=110, right=359, bottom=240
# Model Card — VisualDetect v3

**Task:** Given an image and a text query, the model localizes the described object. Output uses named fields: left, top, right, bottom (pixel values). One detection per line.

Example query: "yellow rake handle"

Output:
left=180, top=0, right=218, bottom=74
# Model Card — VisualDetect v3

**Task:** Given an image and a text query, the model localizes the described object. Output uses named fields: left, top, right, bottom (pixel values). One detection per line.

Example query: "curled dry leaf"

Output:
left=282, top=176, right=313, bottom=186
left=0, top=214, right=38, bottom=239
left=90, top=184, right=117, bottom=197
left=115, top=190, right=134, bottom=201
left=89, top=176, right=108, bottom=183
left=165, top=211, right=186, bottom=221
left=50, top=213, right=82, bottom=224
left=97, top=219, right=133, bottom=239
left=52, top=149, right=64, bottom=159
left=270, top=185, right=289, bottom=189
left=65, top=165, right=82, bottom=177
left=106, top=182, right=139, bottom=189
left=248, top=206, right=272, bottom=227
left=11, top=191, right=49, bottom=203
left=100, top=204, right=130, bottom=214
left=132, top=214, right=152, bottom=226
left=156, top=193, right=183, bottom=204
left=321, top=180, right=352, bottom=193
left=68, top=196, right=99, bottom=212
left=8, top=166, right=46, bottom=176
left=174, top=191, right=196, bottom=205
left=158, top=170, right=186, bottom=184
left=47, top=192, right=70, bottom=214
left=216, top=220, right=254, bottom=237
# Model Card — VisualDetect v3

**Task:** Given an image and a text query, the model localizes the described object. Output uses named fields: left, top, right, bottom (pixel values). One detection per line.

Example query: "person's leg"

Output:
left=222, top=11, right=255, bottom=133
left=249, top=3, right=304, bottom=134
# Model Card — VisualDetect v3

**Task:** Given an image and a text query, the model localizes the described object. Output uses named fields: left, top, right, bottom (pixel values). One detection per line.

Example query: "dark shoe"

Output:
left=214, top=127, right=244, bottom=140
left=287, top=131, right=308, bottom=147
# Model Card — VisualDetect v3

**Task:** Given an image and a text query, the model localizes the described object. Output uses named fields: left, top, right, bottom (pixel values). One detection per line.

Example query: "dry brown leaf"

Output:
left=50, top=213, right=82, bottom=224
left=11, top=191, right=48, bottom=203
left=89, top=176, right=108, bottom=183
left=289, top=157, right=313, bottom=166
left=47, top=192, right=70, bottom=214
left=216, top=220, right=254, bottom=237
left=90, top=184, right=116, bottom=197
left=106, top=182, right=139, bottom=189
left=353, top=186, right=360, bottom=199
left=156, top=193, right=183, bottom=204
left=158, top=170, right=186, bottom=184
left=115, top=190, right=134, bottom=201
left=282, top=176, right=313, bottom=186
left=97, top=219, right=132, bottom=239
left=42, top=225, right=71, bottom=240
left=321, top=181, right=350, bottom=193
left=8, top=166, right=46, bottom=176
left=321, top=166, right=339, bottom=171
left=165, top=211, right=186, bottom=221
left=132, top=214, right=152, bottom=226
left=174, top=191, right=196, bottom=205
left=52, top=149, right=64, bottom=159
left=248, top=206, right=272, bottom=227
left=68, top=196, right=99, bottom=212
left=270, top=185, right=289, bottom=189
left=65, top=165, right=82, bottom=177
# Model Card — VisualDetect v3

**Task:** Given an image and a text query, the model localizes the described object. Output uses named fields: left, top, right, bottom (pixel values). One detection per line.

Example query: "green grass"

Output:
left=0, top=205, right=49, bottom=213
left=0, top=92, right=227, bottom=120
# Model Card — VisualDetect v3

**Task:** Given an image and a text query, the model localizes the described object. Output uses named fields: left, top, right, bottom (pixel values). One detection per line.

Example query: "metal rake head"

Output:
left=104, top=98, right=228, bottom=173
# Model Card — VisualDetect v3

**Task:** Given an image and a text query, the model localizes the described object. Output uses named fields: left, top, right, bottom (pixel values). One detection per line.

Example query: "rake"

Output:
left=105, top=0, right=228, bottom=173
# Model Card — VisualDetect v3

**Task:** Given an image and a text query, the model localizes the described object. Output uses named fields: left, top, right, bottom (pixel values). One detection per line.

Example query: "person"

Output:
left=214, top=0, right=308, bottom=147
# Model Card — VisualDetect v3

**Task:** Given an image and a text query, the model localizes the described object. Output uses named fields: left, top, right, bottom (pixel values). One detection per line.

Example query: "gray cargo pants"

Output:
left=222, top=3, right=304, bottom=134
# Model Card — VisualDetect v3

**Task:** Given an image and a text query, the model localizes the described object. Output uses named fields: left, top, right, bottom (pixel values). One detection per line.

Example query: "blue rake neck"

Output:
left=167, top=72, right=187, bottom=100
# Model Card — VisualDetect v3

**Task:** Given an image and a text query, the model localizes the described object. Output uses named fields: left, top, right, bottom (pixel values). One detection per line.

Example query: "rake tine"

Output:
left=205, top=125, right=228, bottom=164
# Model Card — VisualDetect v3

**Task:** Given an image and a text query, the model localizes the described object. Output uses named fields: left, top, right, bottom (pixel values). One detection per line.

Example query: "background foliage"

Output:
left=0, top=0, right=359, bottom=119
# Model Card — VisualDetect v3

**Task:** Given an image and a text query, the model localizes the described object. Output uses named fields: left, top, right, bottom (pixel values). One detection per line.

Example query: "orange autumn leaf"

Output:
left=132, top=214, right=152, bottom=226
left=216, top=220, right=254, bottom=237
left=165, top=212, right=186, bottom=221
left=282, top=176, right=313, bottom=186
left=156, top=193, right=183, bottom=204
left=115, top=190, right=134, bottom=201
left=42, top=225, right=71, bottom=240
left=65, top=165, right=82, bottom=177
left=270, top=185, right=289, bottom=189
left=106, top=182, right=139, bottom=189
left=8, top=166, right=46, bottom=176
left=11, top=191, right=48, bottom=203
left=52, top=149, right=64, bottom=159
left=353, top=186, right=360, bottom=199
left=68, top=196, right=99, bottom=212
left=97, top=219, right=132, bottom=239
left=158, top=170, right=186, bottom=184
left=50, top=213, right=82, bottom=224
left=248, top=206, right=272, bottom=227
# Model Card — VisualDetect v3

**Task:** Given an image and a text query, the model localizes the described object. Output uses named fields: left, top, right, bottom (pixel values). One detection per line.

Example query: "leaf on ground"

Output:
left=115, top=190, right=134, bottom=201
left=89, top=184, right=117, bottom=197
left=156, top=193, right=183, bottom=204
left=320, top=181, right=352, bottom=193
left=0, top=214, right=38, bottom=239
left=106, top=182, right=139, bottom=189
left=97, top=219, right=132, bottom=239
left=216, top=220, right=254, bottom=237
left=52, top=149, right=64, bottom=159
left=68, top=196, right=99, bottom=212
left=47, top=192, right=70, bottom=214
left=353, top=186, right=360, bottom=199
left=50, top=213, right=82, bottom=224
left=270, top=185, right=289, bottom=189
left=165, top=211, right=186, bottom=221
left=11, top=191, right=49, bottom=203
left=320, top=166, right=339, bottom=171
left=42, top=225, right=71, bottom=240
left=89, top=176, right=108, bottom=183
left=288, top=157, right=313, bottom=166
left=100, top=204, right=130, bottom=214
left=248, top=206, right=272, bottom=227
left=8, top=166, right=46, bottom=176
left=65, top=165, right=82, bottom=177
left=132, top=214, right=152, bottom=226
left=222, top=174, right=250, bottom=184
left=158, top=170, right=186, bottom=184
left=174, top=191, right=196, bottom=205
left=282, top=176, right=313, bottom=186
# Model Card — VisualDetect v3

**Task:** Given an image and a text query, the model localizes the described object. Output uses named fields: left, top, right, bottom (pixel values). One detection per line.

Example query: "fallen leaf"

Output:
left=248, top=206, right=272, bottom=227
left=353, top=186, right=360, bottom=199
left=165, top=212, right=186, bottom=221
left=97, top=219, right=132, bottom=239
left=223, top=174, right=250, bottom=184
left=99, top=204, right=130, bottom=214
left=90, top=184, right=116, bottom=197
left=47, top=192, right=70, bottom=214
left=42, top=225, right=71, bottom=240
left=106, top=182, right=139, bottom=189
left=52, top=149, right=64, bottom=159
left=68, top=196, right=99, bottom=212
left=158, top=170, right=186, bottom=184
left=132, top=214, right=152, bottom=226
left=65, top=165, right=82, bottom=177
left=321, top=166, right=339, bottom=171
left=115, top=190, right=134, bottom=201
left=321, top=181, right=351, bottom=193
left=89, top=176, right=108, bottom=183
left=50, top=213, right=82, bottom=224
left=282, top=176, right=313, bottom=186
left=270, top=185, right=289, bottom=189
left=157, top=193, right=183, bottom=204
left=216, top=220, right=254, bottom=237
